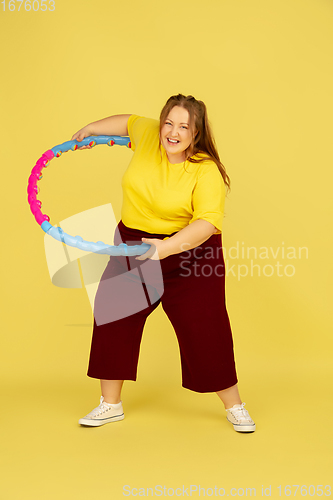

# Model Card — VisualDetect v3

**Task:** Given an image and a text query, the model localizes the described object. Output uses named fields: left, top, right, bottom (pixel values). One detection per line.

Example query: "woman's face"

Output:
left=160, top=106, right=195, bottom=164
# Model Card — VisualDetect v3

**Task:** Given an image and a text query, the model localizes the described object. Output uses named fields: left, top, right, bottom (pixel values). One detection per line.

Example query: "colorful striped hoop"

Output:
left=27, top=136, right=151, bottom=256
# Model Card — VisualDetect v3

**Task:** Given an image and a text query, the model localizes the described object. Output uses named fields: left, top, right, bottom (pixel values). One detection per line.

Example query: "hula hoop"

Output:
left=27, top=136, right=151, bottom=256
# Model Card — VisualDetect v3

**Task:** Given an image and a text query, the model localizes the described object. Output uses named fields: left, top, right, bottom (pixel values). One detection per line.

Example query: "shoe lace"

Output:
left=87, top=397, right=115, bottom=417
left=226, top=402, right=253, bottom=422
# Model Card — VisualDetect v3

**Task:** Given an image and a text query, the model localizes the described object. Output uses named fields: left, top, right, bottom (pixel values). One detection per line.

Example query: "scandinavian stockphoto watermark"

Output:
left=43, top=205, right=309, bottom=326
left=179, top=241, right=309, bottom=280
left=123, top=483, right=331, bottom=497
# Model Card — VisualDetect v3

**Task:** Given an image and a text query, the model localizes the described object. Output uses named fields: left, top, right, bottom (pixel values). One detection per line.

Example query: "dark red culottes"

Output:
left=87, top=220, right=238, bottom=393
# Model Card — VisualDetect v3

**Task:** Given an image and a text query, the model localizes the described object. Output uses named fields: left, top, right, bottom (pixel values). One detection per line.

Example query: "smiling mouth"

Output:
left=167, top=138, right=180, bottom=145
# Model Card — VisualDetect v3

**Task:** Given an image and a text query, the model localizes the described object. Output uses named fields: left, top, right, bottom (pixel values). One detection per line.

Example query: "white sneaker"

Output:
left=79, top=396, right=125, bottom=427
left=226, top=402, right=256, bottom=432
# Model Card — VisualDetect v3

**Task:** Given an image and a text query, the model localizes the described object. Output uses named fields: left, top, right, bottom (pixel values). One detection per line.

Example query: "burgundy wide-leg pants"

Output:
left=87, top=220, right=238, bottom=393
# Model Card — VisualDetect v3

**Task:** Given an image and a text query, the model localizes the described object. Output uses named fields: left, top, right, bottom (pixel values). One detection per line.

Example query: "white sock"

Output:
left=105, top=400, right=122, bottom=408
left=226, top=403, right=243, bottom=411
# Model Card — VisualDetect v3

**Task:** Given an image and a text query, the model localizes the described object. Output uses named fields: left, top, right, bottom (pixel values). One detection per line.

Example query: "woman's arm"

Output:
left=136, top=220, right=218, bottom=261
left=71, top=114, right=132, bottom=148
left=164, top=219, right=217, bottom=255
left=87, top=114, right=132, bottom=137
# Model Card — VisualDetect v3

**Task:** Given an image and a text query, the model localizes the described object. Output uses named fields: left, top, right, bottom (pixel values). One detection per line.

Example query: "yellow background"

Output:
left=1, top=0, right=332, bottom=498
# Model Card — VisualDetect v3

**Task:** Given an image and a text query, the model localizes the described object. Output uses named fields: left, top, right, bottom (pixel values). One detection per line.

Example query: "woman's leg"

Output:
left=160, top=237, right=238, bottom=393
left=101, top=379, right=124, bottom=404
left=216, top=383, right=242, bottom=409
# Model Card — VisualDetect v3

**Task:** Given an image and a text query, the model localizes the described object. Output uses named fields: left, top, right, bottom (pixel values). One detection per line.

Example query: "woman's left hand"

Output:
left=135, top=238, right=170, bottom=261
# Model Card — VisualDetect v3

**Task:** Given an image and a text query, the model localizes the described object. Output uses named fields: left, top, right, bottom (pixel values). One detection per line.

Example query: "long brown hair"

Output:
left=158, top=94, right=231, bottom=193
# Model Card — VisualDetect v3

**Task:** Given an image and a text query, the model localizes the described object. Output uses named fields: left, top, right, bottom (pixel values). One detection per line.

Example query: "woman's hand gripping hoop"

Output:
left=27, top=136, right=151, bottom=256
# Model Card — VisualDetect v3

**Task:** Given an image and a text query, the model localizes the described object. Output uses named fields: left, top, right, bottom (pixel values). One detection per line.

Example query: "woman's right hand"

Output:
left=71, top=125, right=93, bottom=150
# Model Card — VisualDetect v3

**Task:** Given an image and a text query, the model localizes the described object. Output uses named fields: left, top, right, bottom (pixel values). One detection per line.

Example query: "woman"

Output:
left=72, top=94, right=256, bottom=432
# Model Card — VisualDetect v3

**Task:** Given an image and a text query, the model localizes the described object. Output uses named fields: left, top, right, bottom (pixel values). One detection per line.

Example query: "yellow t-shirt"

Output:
left=120, top=114, right=226, bottom=236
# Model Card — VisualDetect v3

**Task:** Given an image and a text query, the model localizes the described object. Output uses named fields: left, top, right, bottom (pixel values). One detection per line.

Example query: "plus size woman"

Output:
left=72, top=94, right=256, bottom=432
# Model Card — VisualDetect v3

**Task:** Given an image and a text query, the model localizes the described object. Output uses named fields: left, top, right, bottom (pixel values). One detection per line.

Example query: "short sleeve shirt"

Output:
left=121, top=114, right=226, bottom=235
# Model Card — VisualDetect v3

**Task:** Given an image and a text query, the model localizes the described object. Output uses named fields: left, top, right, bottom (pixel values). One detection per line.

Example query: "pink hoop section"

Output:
left=27, top=150, right=54, bottom=225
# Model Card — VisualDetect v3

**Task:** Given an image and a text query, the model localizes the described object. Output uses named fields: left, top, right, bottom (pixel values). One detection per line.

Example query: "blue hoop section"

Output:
left=51, top=135, right=131, bottom=156
left=39, top=136, right=151, bottom=256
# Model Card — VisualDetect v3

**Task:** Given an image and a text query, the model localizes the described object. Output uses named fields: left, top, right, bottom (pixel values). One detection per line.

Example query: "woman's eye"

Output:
left=165, top=122, right=187, bottom=129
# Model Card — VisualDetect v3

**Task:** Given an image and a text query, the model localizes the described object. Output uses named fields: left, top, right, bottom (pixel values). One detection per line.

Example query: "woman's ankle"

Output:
left=100, top=379, right=124, bottom=405
left=103, top=397, right=121, bottom=404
